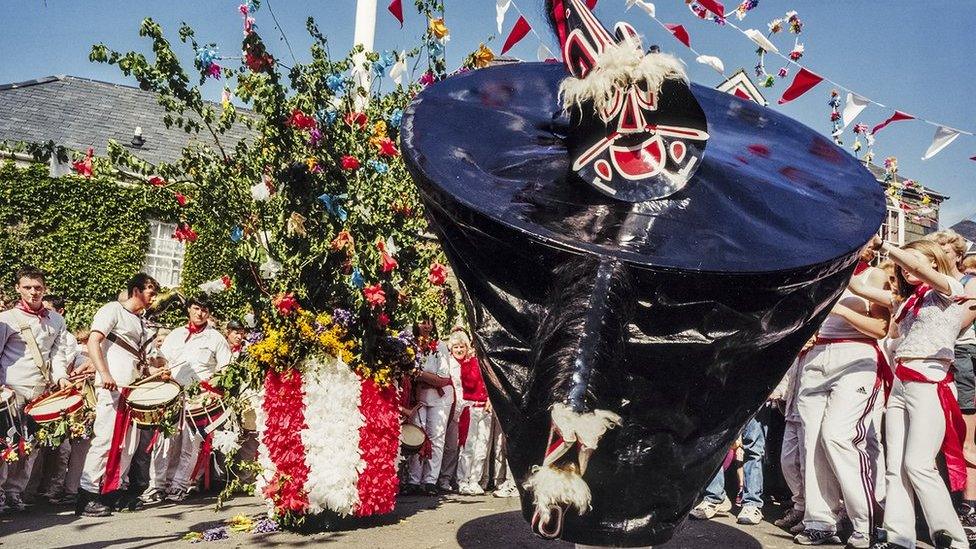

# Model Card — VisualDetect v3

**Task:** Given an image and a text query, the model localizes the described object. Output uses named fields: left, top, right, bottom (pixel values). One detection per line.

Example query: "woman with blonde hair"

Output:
left=447, top=328, right=492, bottom=495
left=874, top=238, right=967, bottom=549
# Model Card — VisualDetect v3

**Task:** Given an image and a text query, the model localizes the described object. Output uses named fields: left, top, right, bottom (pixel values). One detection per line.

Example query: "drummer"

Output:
left=77, top=273, right=160, bottom=517
left=150, top=295, right=231, bottom=503
left=0, top=266, right=73, bottom=513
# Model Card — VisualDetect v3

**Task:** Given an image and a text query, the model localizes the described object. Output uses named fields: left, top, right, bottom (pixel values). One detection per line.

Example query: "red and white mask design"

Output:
left=552, top=0, right=709, bottom=201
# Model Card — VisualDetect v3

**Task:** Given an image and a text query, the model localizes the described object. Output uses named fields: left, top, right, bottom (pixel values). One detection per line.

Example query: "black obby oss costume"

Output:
left=401, top=0, right=884, bottom=546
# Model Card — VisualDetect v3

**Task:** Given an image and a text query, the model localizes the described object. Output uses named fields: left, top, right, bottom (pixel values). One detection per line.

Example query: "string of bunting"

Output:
left=655, top=0, right=974, bottom=163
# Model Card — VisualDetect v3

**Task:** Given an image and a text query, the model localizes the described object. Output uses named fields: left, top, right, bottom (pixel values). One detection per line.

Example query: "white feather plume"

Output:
left=550, top=402, right=622, bottom=449
left=523, top=465, right=592, bottom=524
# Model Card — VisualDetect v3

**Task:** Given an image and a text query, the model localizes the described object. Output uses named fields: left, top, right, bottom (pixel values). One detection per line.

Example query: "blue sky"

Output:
left=1, top=1, right=974, bottom=226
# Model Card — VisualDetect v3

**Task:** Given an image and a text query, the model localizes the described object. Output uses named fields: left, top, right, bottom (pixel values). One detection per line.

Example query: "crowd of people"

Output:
left=3, top=228, right=976, bottom=549
left=0, top=267, right=517, bottom=523
left=691, top=230, right=976, bottom=549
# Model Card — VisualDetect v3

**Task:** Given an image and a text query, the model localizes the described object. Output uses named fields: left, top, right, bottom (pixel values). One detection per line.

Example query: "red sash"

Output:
left=895, top=362, right=967, bottom=492
left=101, top=387, right=133, bottom=494
left=457, top=400, right=487, bottom=448
left=191, top=432, right=215, bottom=490
left=814, top=337, right=892, bottom=400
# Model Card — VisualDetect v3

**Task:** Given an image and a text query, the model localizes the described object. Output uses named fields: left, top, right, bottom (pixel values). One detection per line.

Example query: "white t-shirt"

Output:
left=895, top=275, right=965, bottom=381
left=956, top=274, right=976, bottom=346
left=160, top=326, right=232, bottom=386
left=0, top=308, right=72, bottom=399
left=90, top=301, right=152, bottom=387
left=416, top=341, right=455, bottom=407
left=819, top=268, right=878, bottom=340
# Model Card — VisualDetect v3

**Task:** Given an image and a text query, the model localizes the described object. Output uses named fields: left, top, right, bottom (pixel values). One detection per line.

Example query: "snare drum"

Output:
left=400, top=423, right=426, bottom=455
left=24, top=389, right=87, bottom=426
left=186, top=393, right=231, bottom=435
left=0, top=387, right=17, bottom=436
left=127, top=380, right=183, bottom=427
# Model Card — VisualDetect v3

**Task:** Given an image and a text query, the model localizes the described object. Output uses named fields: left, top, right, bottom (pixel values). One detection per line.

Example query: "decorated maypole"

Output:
left=88, top=0, right=454, bottom=529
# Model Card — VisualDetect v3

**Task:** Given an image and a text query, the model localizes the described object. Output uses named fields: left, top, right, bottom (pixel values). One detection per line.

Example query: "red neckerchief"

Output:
left=853, top=260, right=870, bottom=276
left=894, top=284, right=930, bottom=323
left=16, top=300, right=48, bottom=319
left=231, top=344, right=242, bottom=354
left=185, top=322, right=207, bottom=342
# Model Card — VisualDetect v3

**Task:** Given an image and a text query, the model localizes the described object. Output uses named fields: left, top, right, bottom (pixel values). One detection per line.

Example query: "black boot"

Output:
left=74, top=489, right=92, bottom=516
left=77, top=490, right=113, bottom=518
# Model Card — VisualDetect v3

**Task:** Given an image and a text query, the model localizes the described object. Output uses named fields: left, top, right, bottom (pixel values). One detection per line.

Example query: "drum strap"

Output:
left=107, top=333, right=149, bottom=369
left=17, top=322, right=51, bottom=385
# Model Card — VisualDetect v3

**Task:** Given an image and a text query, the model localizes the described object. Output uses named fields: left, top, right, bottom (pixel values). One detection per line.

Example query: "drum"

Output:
left=186, top=392, right=231, bottom=435
left=240, top=406, right=257, bottom=431
left=400, top=423, right=426, bottom=455
left=24, top=389, right=86, bottom=426
left=127, top=380, right=183, bottom=427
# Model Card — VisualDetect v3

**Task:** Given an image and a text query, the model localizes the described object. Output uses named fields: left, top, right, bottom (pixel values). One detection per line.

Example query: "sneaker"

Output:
left=492, top=482, right=518, bottom=498
left=690, top=498, right=730, bottom=520
left=5, top=493, right=26, bottom=512
left=775, top=508, right=805, bottom=529
left=931, top=530, right=954, bottom=549
left=791, top=521, right=807, bottom=534
left=81, top=500, right=113, bottom=518
left=844, top=531, right=871, bottom=549
left=737, top=505, right=763, bottom=525
left=794, top=529, right=842, bottom=545
left=458, top=483, right=485, bottom=496
left=0, top=491, right=7, bottom=515
left=868, top=543, right=910, bottom=549
left=140, top=491, right=165, bottom=504
left=165, top=489, right=190, bottom=502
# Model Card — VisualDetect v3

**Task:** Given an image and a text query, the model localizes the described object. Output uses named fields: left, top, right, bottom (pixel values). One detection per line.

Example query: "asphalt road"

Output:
left=0, top=492, right=934, bottom=548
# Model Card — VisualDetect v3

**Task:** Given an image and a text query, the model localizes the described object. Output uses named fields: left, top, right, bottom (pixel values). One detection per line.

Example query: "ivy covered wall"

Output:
left=0, top=161, right=194, bottom=329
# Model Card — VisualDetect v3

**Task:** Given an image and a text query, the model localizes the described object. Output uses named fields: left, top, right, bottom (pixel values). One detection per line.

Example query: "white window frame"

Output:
left=143, top=220, right=186, bottom=287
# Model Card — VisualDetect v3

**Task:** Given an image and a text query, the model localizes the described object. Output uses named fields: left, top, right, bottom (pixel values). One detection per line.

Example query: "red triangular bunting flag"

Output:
left=586, top=0, right=598, bottom=7
left=665, top=24, right=690, bottom=48
left=697, top=0, right=725, bottom=17
left=502, top=15, right=532, bottom=55
left=870, top=111, right=915, bottom=136
left=387, top=0, right=403, bottom=27
left=778, top=68, right=823, bottom=104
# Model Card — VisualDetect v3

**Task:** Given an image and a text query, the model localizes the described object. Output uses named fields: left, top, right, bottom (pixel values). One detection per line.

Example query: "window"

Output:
left=143, top=220, right=185, bottom=287
left=880, top=205, right=906, bottom=246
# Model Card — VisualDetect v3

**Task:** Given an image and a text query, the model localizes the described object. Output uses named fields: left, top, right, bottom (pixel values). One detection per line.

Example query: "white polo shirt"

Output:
left=161, top=325, right=232, bottom=387
left=90, top=301, right=153, bottom=387
left=416, top=341, right=455, bottom=407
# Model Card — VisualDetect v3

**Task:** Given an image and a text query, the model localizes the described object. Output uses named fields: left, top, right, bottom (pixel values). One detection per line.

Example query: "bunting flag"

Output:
left=922, top=126, right=962, bottom=160
left=537, top=43, right=555, bottom=62
left=696, top=0, right=725, bottom=17
left=871, top=111, right=915, bottom=136
left=626, top=0, right=656, bottom=17
left=744, top=29, right=779, bottom=53
left=778, top=67, right=823, bottom=105
left=665, top=24, right=691, bottom=48
left=842, top=93, right=869, bottom=128
left=586, top=0, right=598, bottom=7
left=501, top=15, right=532, bottom=55
left=696, top=54, right=725, bottom=74
left=496, top=0, right=511, bottom=34
left=387, top=0, right=403, bottom=27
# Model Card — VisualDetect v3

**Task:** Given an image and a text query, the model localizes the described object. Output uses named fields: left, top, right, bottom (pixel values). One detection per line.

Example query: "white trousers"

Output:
left=80, top=388, right=139, bottom=493
left=408, top=404, right=451, bottom=485
left=170, top=426, right=204, bottom=492
left=457, top=406, right=491, bottom=487
left=149, top=428, right=182, bottom=493
left=798, top=341, right=883, bottom=536
left=780, top=417, right=805, bottom=511
left=883, top=377, right=967, bottom=549
left=64, top=437, right=92, bottom=496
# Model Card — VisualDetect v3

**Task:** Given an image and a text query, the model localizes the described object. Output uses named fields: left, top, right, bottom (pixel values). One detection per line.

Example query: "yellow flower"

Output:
left=306, top=157, right=318, bottom=172
left=372, top=121, right=387, bottom=138
left=429, top=18, right=449, bottom=40
left=369, top=135, right=384, bottom=150
left=472, top=43, right=494, bottom=68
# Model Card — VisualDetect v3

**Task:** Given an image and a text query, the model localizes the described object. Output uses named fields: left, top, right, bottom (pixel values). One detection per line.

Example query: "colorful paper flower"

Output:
left=428, top=262, right=447, bottom=285
left=326, top=74, right=346, bottom=94
left=351, top=267, right=365, bottom=289
left=429, top=18, right=449, bottom=40
left=377, top=312, right=390, bottom=327
left=273, top=292, right=300, bottom=316
left=288, top=109, right=318, bottom=131
left=344, top=111, right=368, bottom=129
left=173, top=223, right=199, bottom=243
left=175, top=192, right=189, bottom=206
left=388, top=109, right=403, bottom=128
left=230, top=226, right=243, bottom=243
left=341, top=156, right=361, bottom=171
left=376, top=240, right=398, bottom=273
left=318, top=193, right=349, bottom=221
left=472, top=43, right=495, bottom=68
left=287, top=211, right=308, bottom=236
left=331, top=230, right=354, bottom=251
left=364, top=284, right=386, bottom=307
left=419, top=71, right=435, bottom=87
left=72, top=147, right=94, bottom=178
left=148, top=176, right=166, bottom=187
left=376, top=138, right=399, bottom=158
left=368, top=160, right=388, bottom=174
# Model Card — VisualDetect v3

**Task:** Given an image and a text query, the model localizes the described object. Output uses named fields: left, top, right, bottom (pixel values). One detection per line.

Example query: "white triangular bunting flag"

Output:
left=744, top=29, right=779, bottom=53
left=537, top=43, right=554, bottom=61
left=626, top=0, right=656, bottom=17
left=696, top=55, right=724, bottom=74
left=921, top=126, right=961, bottom=160
left=496, top=0, right=511, bottom=34
left=842, top=93, right=869, bottom=128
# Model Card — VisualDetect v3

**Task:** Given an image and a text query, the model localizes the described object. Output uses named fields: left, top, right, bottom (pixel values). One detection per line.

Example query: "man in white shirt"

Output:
left=406, top=320, right=455, bottom=496
left=77, top=273, right=159, bottom=517
left=150, top=296, right=231, bottom=502
left=0, top=266, right=72, bottom=513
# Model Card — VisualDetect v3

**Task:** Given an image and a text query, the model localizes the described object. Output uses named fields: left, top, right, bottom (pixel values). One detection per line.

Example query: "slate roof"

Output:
left=951, top=219, right=976, bottom=245
left=0, top=75, right=252, bottom=166
left=862, top=160, right=948, bottom=202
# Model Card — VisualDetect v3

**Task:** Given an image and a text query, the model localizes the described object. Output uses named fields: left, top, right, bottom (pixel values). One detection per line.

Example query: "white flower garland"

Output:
left=300, top=356, right=366, bottom=516
left=252, top=387, right=276, bottom=517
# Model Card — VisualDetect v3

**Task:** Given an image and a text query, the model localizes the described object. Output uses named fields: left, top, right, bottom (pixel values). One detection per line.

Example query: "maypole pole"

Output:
left=352, top=0, right=377, bottom=110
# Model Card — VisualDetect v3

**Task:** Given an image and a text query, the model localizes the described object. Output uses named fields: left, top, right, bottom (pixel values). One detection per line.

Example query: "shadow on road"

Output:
left=456, top=511, right=764, bottom=549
